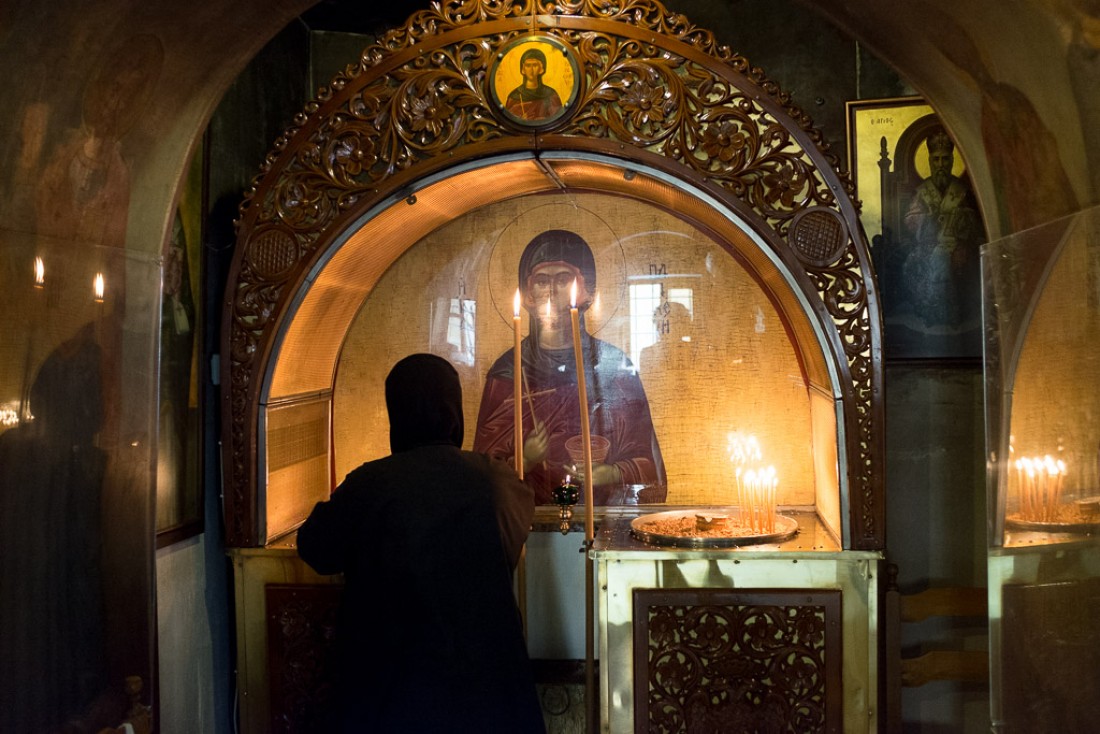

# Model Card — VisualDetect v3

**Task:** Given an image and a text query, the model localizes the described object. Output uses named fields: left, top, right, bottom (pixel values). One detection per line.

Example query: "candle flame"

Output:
left=33, top=257, right=45, bottom=286
left=513, top=288, right=521, bottom=318
left=93, top=272, right=105, bottom=302
left=570, top=278, right=577, bottom=308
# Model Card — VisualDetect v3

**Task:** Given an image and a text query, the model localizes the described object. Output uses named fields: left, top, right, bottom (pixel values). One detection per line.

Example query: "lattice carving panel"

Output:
left=634, top=589, right=842, bottom=734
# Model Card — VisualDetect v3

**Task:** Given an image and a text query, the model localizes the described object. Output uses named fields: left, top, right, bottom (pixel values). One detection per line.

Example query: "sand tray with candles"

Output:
left=1006, top=496, right=1100, bottom=534
left=630, top=508, right=799, bottom=548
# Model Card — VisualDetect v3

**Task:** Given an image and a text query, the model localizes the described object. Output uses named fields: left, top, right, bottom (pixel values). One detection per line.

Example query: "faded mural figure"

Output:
left=0, top=324, right=109, bottom=733
left=901, top=128, right=983, bottom=326
left=505, top=48, right=563, bottom=121
left=35, top=35, right=162, bottom=252
left=474, top=229, right=666, bottom=505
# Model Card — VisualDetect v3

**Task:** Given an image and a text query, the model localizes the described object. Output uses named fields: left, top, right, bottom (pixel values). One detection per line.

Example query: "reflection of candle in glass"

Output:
left=93, top=272, right=105, bottom=303
left=513, top=289, right=524, bottom=479
left=569, top=278, right=595, bottom=542
left=33, top=257, right=45, bottom=288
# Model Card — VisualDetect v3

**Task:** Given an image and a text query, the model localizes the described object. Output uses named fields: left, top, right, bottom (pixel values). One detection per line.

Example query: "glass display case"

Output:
left=329, top=189, right=843, bottom=536
left=984, top=204, right=1100, bottom=732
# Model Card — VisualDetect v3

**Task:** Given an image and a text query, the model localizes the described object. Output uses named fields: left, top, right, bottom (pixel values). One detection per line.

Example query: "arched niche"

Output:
left=221, top=0, right=884, bottom=549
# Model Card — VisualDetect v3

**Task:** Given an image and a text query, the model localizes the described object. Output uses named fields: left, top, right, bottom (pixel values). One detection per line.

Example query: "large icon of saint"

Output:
left=474, top=229, right=666, bottom=505
left=901, top=128, right=983, bottom=327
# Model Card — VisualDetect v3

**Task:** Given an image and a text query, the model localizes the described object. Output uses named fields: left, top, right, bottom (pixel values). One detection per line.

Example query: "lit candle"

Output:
left=766, top=466, right=777, bottom=533
left=93, top=272, right=105, bottom=303
left=569, top=278, right=595, bottom=542
left=513, top=289, right=524, bottom=479
left=33, top=257, right=44, bottom=289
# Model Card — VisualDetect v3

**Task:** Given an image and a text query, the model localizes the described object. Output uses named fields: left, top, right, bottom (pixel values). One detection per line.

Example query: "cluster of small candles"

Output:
left=728, top=432, right=779, bottom=533
left=1014, top=455, right=1067, bottom=522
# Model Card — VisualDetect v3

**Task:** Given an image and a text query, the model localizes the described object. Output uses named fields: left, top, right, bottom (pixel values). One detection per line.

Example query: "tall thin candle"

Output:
left=569, top=279, right=595, bottom=542
left=513, top=289, right=524, bottom=479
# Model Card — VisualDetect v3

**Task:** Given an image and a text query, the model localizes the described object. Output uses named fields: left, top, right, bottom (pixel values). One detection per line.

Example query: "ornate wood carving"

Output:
left=265, top=584, right=342, bottom=734
left=633, top=588, right=842, bottom=734
left=223, top=0, right=884, bottom=548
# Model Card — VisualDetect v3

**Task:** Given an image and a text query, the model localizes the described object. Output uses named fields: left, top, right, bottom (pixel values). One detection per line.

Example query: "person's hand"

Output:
left=565, top=461, right=622, bottom=487
left=523, top=421, right=549, bottom=471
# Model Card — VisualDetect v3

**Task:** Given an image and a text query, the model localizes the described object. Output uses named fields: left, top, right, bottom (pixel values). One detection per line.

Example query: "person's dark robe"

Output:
left=298, top=354, right=543, bottom=733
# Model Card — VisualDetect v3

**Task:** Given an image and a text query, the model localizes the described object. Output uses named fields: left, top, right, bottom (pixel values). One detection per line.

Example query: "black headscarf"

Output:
left=385, top=353, right=464, bottom=454
left=519, top=48, right=548, bottom=76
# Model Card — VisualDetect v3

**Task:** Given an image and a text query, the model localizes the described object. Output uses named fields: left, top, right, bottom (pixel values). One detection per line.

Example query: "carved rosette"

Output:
left=224, top=0, right=882, bottom=547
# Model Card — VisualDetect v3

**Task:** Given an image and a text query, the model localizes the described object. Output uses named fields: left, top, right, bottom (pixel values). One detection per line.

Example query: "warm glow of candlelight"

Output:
left=513, top=288, right=524, bottom=479
left=728, top=433, right=777, bottom=533
left=93, top=272, right=105, bottom=302
left=569, top=278, right=594, bottom=543
left=33, top=257, right=45, bottom=287
left=1014, top=453, right=1069, bottom=522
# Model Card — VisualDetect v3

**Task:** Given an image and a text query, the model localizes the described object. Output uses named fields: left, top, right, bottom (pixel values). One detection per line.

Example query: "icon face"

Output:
left=490, top=35, right=580, bottom=128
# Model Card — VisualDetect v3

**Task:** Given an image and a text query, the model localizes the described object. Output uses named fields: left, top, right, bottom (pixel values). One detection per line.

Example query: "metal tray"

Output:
left=630, top=508, right=799, bottom=548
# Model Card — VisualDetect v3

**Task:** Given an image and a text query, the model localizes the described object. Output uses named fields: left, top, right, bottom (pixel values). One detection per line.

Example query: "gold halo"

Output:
left=487, top=199, right=627, bottom=335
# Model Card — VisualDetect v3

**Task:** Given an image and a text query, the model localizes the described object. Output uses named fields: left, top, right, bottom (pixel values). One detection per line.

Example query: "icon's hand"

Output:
left=564, top=461, right=622, bottom=487
left=523, top=421, right=549, bottom=471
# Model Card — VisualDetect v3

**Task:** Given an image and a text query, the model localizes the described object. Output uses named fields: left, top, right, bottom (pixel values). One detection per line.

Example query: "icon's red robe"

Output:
left=474, top=333, right=666, bottom=505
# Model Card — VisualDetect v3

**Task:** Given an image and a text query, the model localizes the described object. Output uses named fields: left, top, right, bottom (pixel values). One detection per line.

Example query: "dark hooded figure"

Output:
left=298, top=353, right=543, bottom=733
left=474, top=229, right=666, bottom=505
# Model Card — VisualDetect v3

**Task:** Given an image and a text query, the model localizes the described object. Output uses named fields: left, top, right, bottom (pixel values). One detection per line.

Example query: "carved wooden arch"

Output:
left=221, top=0, right=885, bottom=549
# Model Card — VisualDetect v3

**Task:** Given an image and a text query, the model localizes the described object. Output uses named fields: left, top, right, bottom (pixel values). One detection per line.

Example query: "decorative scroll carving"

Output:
left=223, top=0, right=883, bottom=548
left=266, top=585, right=342, bottom=734
left=634, top=589, right=842, bottom=734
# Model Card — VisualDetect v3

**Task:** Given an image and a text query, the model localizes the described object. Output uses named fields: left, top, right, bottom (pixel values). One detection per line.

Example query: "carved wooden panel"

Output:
left=633, top=588, right=842, bottom=734
left=223, top=0, right=885, bottom=549
left=265, top=584, right=342, bottom=734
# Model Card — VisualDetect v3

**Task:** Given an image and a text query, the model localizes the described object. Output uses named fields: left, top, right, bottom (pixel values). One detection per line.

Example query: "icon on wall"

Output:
left=847, top=97, right=987, bottom=361
left=490, top=34, right=581, bottom=128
